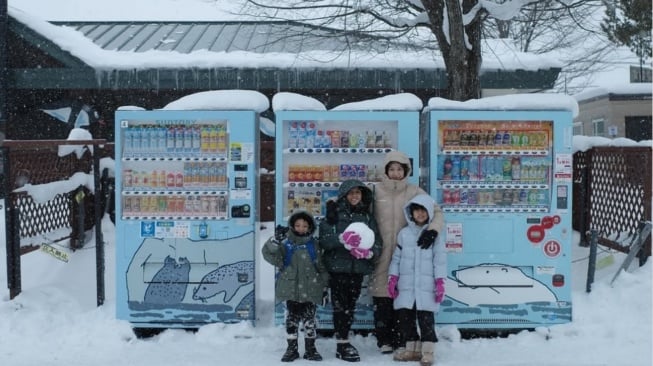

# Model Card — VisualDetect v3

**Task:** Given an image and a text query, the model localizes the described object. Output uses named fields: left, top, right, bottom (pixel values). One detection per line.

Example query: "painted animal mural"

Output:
left=192, top=260, right=255, bottom=303
left=143, top=256, right=191, bottom=305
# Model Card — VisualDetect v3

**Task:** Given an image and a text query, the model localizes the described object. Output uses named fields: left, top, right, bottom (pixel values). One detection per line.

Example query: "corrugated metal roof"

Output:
left=53, top=20, right=396, bottom=55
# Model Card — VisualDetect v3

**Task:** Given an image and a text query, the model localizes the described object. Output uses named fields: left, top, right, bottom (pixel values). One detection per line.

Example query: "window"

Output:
left=592, top=118, right=605, bottom=137
left=573, top=122, right=583, bottom=135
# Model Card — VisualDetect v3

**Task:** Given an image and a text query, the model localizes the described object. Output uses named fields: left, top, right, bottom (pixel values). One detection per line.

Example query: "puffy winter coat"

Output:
left=389, top=194, right=447, bottom=312
left=319, top=179, right=382, bottom=275
left=369, top=150, right=445, bottom=298
left=262, top=212, right=329, bottom=304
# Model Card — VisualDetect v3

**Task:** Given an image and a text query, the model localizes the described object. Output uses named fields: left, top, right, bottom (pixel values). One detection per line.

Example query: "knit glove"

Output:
left=417, top=229, right=438, bottom=249
left=325, top=200, right=338, bottom=225
left=387, top=275, right=399, bottom=299
left=349, top=247, right=373, bottom=259
left=274, top=225, right=289, bottom=242
left=340, top=230, right=362, bottom=250
left=435, top=278, right=445, bottom=303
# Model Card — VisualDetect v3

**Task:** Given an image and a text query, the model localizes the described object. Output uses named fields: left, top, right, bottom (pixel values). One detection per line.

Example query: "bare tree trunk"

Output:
left=423, top=0, right=482, bottom=101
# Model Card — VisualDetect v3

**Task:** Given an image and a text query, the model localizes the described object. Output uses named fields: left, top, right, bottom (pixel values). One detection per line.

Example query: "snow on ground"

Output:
left=0, top=216, right=651, bottom=366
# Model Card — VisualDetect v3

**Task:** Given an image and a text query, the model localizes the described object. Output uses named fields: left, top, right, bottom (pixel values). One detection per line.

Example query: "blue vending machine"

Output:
left=274, top=103, right=421, bottom=331
left=115, top=109, right=259, bottom=329
left=421, top=95, right=575, bottom=330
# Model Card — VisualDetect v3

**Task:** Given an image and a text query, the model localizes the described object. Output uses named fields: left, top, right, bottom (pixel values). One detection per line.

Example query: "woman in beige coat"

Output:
left=370, top=150, right=444, bottom=356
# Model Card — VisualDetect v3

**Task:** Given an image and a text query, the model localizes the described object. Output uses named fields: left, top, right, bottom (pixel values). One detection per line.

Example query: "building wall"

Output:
left=574, top=96, right=652, bottom=140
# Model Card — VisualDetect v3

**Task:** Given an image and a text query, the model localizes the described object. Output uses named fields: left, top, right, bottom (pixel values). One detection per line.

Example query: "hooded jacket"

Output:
left=262, top=211, right=329, bottom=303
left=389, top=194, right=447, bottom=312
left=318, top=179, right=382, bottom=275
left=369, top=150, right=445, bottom=298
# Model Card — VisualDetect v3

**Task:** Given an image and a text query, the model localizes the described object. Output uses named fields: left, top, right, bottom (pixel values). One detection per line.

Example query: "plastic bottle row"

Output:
left=122, top=162, right=228, bottom=191
left=441, top=188, right=548, bottom=206
left=288, top=121, right=393, bottom=150
left=440, top=155, right=549, bottom=182
left=122, top=194, right=228, bottom=217
left=122, top=124, right=228, bottom=157
left=287, top=164, right=383, bottom=183
left=442, top=128, right=548, bottom=149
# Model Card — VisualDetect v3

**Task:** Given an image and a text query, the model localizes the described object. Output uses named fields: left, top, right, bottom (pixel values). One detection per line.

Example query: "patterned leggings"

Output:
left=286, top=300, right=318, bottom=338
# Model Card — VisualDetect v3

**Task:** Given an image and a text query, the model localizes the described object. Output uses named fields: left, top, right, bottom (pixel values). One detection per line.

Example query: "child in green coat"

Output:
left=262, top=211, right=329, bottom=362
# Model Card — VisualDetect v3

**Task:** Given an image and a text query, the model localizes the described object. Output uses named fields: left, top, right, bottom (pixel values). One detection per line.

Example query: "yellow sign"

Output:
left=40, top=244, right=69, bottom=263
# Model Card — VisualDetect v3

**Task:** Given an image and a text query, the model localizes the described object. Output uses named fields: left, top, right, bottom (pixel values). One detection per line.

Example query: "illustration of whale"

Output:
left=446, top=263, right=557, bottom=306
left=192, top=260, right=254, bottom=303
left=143, top=256, right=191, bottom=305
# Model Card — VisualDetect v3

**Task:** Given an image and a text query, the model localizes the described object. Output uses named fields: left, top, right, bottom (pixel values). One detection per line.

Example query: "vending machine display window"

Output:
left=435, top=120, right=554, bottom=214
left=281, top=119, right=399, bottom=220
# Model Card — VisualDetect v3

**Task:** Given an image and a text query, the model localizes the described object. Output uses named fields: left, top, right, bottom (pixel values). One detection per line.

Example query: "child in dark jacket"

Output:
left=319, top=179, right=383, bottom=362
left=262, top=211, right=329, bottom=362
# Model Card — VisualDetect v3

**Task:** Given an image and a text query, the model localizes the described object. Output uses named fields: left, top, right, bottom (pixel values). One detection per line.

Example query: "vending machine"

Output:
left=422, top=95, right=575, bottom=329
left=114, top=109, right=259, bottom=329
left=273, top=96, right=422, bottom=330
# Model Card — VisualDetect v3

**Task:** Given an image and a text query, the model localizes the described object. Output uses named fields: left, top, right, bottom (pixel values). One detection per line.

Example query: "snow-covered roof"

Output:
left=7, top=7, right=562, bottom=73
left=573, top=83, right=652, bottom=102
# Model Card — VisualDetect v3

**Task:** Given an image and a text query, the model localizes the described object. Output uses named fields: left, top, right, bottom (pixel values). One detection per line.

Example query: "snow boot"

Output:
left=419, top=341, right=436, bottom=366
left=336, top=341, right=360, bottom=362
left=281, top=338, right=300, bottom=362
left=303, top=337, right=323, bottom=361
left=393, top=341, right=421, bottom=362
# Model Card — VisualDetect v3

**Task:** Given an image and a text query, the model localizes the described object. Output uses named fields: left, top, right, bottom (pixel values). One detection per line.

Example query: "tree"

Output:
left=601, top=0, right=652, bottom=63
left=485, top=1, right=618, bottom=94
left=243, top=0, right=600, bottom=101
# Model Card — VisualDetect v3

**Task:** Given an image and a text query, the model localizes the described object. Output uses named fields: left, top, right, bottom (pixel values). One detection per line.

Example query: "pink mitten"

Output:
left=349, top=247, right=372, bottom=259
left=341, top=231, right=362, bottom=249
left=435, top=278, right=445, bottom=303
left=387, top=275, right=399, bottom=299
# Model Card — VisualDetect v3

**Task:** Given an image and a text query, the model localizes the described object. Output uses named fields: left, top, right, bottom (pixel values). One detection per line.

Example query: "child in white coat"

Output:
left=387, top=194, right=447, bottom=366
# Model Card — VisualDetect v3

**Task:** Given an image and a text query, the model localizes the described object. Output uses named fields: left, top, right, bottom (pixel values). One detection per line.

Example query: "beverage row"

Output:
left=441, top=188, right=548, bottom=206
left=441, top=155, right=549, bottom=182
left=122, top=194, right=228, bottom=217
left=288, top=121, right=393, bottom=150
left=442, top=128, right=549, bottom=149
left=122, top=124, right=229, bottom=157
left=122, top=162, right=228, bottom=190
left=288, top=164, right=383, bottom=183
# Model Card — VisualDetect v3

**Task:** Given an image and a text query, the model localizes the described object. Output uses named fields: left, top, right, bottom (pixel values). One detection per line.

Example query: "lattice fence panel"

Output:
left=11, top=192, right=73, bottom=239
left=589, top=147, right=651, bottom=252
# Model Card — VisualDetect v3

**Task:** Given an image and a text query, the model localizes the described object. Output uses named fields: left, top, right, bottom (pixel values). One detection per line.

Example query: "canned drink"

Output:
left=123, top=196, right=132, bottom=214
left=132, top=196, right=141, bottom=213
left=451, top=189, right=460, bottom=204
left=123, top=169, right=133, bottom=189
left=443, top=189, right=452, bottom=204
left=459, top=188, right=468, bottom=204
left=468, top=189, right=478, bottom=205
left=357, top=164, right=367, bottom=180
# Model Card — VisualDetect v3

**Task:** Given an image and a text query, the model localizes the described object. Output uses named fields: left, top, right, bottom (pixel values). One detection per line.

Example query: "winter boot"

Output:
left=393, top=341, right=421, bottom=362
left=411, top=341, right=422, bottom=361
left=303, top=337, right=323, bottom=361
left=281, top=338, right=300, bottom=362
left=419, top=341, right=436, bottom=366
left=336, top=340, right=360, bottom=362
